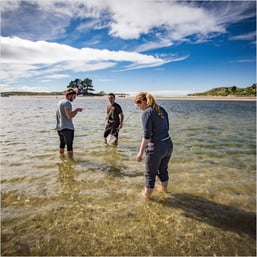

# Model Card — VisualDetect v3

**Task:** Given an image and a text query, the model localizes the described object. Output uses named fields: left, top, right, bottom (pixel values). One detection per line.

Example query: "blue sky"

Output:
left=1, top=0, right=256, bottom=96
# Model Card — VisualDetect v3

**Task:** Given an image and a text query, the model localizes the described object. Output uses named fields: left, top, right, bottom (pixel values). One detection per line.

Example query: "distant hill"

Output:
left=188, top=84, right=256, bottom=97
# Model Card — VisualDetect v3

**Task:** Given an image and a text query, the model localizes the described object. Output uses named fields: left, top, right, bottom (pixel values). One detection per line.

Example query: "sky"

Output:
left=1, top=0, right=256, bottom=96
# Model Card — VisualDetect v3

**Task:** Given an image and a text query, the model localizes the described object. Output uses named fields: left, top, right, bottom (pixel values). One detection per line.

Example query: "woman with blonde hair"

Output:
left=134, top=92, right=173, bottom=199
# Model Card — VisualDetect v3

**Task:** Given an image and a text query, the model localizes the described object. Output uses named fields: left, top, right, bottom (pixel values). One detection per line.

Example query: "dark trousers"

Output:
left=104, top=121, right=119, bottom=138
left=58, top=129, right=74, bottom=151
left=145, top=139, right=173, bottom=188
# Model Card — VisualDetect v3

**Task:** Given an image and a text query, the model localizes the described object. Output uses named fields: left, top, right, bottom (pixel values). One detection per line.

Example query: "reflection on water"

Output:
left=1, top=97, right=256, bottom=256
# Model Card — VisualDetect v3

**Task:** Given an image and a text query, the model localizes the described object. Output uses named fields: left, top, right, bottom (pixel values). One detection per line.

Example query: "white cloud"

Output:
left=0, top=83, right=10, bottom=92
left=121, top=54, right=189, bottom=71
left=44, top=74, right=71, bottom=79
left=0, top=36, right=175, bottom=84
left=108, top=1, right=224, bottom=41
left=230, top=31, right=256, bottom=41
left=2, top=0, right=255, bottom=50
left=1, top=1, right=255, bottom=92
left=0, top=83, right=51, bottom=92
left=134, top=39, right=173, bottom=53
left=18, top=86, right=51, bottom=92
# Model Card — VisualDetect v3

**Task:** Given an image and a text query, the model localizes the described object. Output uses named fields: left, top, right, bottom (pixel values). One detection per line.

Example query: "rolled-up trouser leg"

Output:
left=145, top=140, right=173, bottom=189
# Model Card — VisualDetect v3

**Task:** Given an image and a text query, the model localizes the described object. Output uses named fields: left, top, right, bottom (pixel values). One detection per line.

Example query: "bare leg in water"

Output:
left=59, top=148, right=73, bottom=160
left=59, top=148, right=65, bottom=157
left=160, top=181, right=168, bottom=192
left=142, top=187, right=153, bottom=200
left=143, top=181, right=169, bottom=200
left=67, top=151, right=73, bottom=159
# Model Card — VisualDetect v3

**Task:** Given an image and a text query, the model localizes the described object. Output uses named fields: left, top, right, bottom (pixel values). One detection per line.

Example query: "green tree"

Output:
left=67, top=78, right=95, bottom=95
left=231, top=86, right=237, bottom=93
left=251, top=83, right=256, bottom=92
left=81, top=78, right=95, bottom=95
left=67, top=78, right=81, bottom=91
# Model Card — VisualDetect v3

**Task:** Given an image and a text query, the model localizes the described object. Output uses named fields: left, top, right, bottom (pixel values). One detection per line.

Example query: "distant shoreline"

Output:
left=152, top=96, right=256, bottom=101
left=2, top=94, right=256, bottom=101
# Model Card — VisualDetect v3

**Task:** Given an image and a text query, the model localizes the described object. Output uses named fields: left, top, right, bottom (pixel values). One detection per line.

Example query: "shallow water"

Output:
left=1, top=96, right=256, bottom=256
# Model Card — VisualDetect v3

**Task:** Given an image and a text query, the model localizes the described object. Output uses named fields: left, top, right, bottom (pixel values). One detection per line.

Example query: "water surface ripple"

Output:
left=1, top=96, right=256, bottom=256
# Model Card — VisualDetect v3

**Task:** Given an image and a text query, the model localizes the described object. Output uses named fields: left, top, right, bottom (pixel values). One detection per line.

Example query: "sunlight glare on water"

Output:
left=1, top=96, right=256, bottom=256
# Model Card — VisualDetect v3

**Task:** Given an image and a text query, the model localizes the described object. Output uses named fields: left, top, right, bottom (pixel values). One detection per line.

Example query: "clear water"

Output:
left=1, top=96, right=256, bottom=256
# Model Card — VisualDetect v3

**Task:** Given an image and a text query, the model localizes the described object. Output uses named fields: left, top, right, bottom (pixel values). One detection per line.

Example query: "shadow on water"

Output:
left=158, top=193, right=256, bottom=238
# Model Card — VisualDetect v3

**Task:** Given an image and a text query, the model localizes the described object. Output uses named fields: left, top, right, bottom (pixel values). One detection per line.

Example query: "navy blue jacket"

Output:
left=142, top=106, right=170, bottom=143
